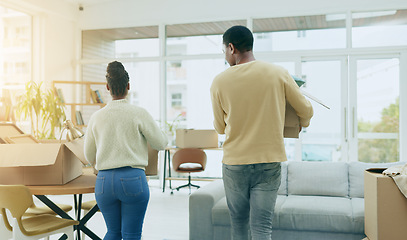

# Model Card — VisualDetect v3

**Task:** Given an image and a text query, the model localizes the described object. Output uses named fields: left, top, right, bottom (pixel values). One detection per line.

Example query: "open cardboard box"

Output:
left=176, top=129, right=218, bottom=148
left=364, top=168, right=407, bottom=240
left=0, top=122, right=24, bottom=143
left=0, top=123, right=86, bottom=185
left=284, top=89, right=329, bottom=138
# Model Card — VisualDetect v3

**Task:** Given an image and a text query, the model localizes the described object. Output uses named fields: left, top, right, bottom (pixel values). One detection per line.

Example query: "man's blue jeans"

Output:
left=95, top=167, right=150, bottom=240
left=222, top=162, right=281, bottom=240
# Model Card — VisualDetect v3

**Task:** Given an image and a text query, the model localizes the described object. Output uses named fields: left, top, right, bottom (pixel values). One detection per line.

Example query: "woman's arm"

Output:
left=140, top=109, right=168, bottom=150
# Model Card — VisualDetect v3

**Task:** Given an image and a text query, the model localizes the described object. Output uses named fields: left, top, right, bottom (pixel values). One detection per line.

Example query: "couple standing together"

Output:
left=84, top=25, right=313, bottom=240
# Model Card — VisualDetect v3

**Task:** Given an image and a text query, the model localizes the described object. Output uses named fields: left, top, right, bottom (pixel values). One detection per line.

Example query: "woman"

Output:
left=84, top=61, right=168, bottom=240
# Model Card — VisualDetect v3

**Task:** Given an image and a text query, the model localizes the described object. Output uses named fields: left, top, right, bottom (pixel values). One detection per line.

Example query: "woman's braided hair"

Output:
left=106, top=61, right=129, bottom=97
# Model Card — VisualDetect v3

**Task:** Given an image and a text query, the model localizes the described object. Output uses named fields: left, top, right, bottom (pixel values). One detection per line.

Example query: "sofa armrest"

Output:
left=189, top=179, right=225, bottom=240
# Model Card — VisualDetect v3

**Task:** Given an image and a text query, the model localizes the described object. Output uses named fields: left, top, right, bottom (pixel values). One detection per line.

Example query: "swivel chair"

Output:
left=171, top=148, right=207, bottom=194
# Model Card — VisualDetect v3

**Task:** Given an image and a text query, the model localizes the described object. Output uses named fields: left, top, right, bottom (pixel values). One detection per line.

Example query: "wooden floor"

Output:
left=42, top=179, right=210, bottom=240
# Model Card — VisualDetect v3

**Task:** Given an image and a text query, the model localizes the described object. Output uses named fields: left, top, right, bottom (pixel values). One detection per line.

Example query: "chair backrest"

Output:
left=0, top=185, right=33, bottom=220
left=172, top=148, right=207, bottom=170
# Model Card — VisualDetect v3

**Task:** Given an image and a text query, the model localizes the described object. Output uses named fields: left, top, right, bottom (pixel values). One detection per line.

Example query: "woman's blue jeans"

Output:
left=95, top=167, right=150, bottom=240
left=222, top=162, right=281, bottom=240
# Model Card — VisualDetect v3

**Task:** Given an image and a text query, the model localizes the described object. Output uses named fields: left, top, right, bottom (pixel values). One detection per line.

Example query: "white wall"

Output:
left=41, top=14, right=78, bottom=87
left=79, top=0, right=407, bottom=29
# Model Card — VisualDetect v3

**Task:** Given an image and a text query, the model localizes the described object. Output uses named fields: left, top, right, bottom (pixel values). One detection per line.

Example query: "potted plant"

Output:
left=16, top=81, right=66, bottom=139
left=163, top=113, right=184, bottom=146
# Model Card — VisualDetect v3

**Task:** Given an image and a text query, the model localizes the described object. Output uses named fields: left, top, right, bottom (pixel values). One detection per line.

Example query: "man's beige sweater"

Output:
left=210, top=60, right=313, bottom=165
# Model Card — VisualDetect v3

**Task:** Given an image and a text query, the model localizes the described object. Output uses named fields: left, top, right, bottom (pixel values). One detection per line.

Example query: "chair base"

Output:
left=171, top=174, right=200, bottom=194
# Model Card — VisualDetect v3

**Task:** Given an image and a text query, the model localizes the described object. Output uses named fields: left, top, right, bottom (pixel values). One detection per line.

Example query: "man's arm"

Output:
left=210, top=83, right=226, bottom=134
left=284, top=72, right=314, bottom=127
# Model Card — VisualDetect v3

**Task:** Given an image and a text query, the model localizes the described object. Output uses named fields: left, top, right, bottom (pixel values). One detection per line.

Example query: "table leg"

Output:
left=35, top=195, right=101, bottom=240
left=79, top=204, right=100, bottom=240
left=168, top=151, right=172, bottom=189
left=35, top=195, right=71, bottom=219
left=162, top=149, right=167, bottom=192
left=74, top=194, right=83, bottom=240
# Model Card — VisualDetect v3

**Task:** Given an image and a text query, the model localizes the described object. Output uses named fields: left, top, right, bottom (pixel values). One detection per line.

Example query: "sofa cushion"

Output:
left=212, top=197, right=229, bottom=226
left=212, top=196, right=287, bottom=228
left=288, top=162, right=348, bottom=197
left=278, top=162, right=287, bottom=195
left=348, top=161, right=405, bottom=198
left=279, top=195, right=354, bottom=233
left=350, top=198, right=365, bottom=233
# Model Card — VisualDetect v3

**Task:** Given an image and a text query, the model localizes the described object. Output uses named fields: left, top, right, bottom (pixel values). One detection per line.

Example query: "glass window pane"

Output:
left=166, top=20, right=246, bottom=55
left=358, top=139, right=399, bottom=163
left=301, top=60, right=342, bottom=161
left=352, top=10, right=407, bottom=48
left=166, top=58, right=227, bottom=127
left=356, top=58, right=399, bottom=163
left=116, top=39, right=159, bottom=57
left=167, top=35, right=223, bottom=55
left=122, top=61, right=160, bottom=119
left=82, top=61, right=160, bottom=121
left=167, top=58, right=227, bottom=178
left=83, top=26, right=159, bottom=58
left=357, top=58, right=399, bottom=133
left=82, top=32, right=115, bottom=59
left=0, top=6, right=32, bottom=87
left=253, top=14, right=346, bottom=51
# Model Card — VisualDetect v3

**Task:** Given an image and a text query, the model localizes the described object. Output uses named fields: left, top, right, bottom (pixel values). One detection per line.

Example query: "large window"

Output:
left=0, top=6, right=31, bottom=99
left=81, top=10, right=407, bottom=170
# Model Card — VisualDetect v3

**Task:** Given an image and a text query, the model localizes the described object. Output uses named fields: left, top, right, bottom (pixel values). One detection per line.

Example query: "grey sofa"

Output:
left=189, top=161, right=401, bottom=240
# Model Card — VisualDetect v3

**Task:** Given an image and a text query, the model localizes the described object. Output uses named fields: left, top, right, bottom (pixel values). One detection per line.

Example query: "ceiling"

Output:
left=61, top=0, right=115, bottom=8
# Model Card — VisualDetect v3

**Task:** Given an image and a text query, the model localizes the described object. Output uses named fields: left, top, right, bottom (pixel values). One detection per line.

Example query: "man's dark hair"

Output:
left=106, top=61, right=129, bottom=97
left=223, top=25, right=254, bottom=52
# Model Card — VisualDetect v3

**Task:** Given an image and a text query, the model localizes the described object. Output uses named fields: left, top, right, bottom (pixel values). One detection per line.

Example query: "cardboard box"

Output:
left=284, top=89, right=329, bottom=138
left=0, top=123, right=24, bottom=143
left=0, top=139, right=85, bottom=185
left=364, top=169, right=407, bottom=240
left=284, top=103, right=300, bottom=138
left=145, top=143, right=158, bottom=176
left=176, top=129, right=218, bottom=148
left=0, top=123, right=86, bottom=185
left=5, top=134, right=39, bottom=144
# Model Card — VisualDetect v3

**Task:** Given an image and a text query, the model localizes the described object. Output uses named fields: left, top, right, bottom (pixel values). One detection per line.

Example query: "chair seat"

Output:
left=178, top=163, right=204, bottom=171
left=24, top=204, right=72, bottom=216
left=81, top=200, right=98, bottom=211
left=21, top=214, right=79, bottom=236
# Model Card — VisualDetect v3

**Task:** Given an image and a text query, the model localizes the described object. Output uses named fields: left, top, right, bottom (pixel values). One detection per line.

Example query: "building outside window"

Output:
left=0, top=6, right=32, bottom=98
left=171, top=93, right=182, bottom=107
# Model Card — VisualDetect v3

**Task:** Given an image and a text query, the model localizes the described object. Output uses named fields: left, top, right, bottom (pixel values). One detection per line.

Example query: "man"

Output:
left=210, top=25, right=313, bottom=240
